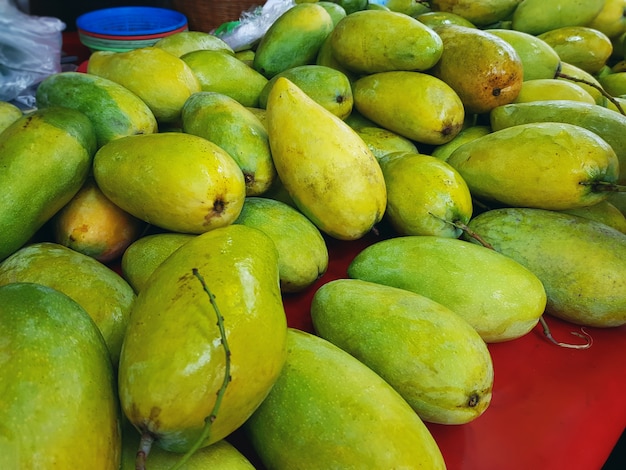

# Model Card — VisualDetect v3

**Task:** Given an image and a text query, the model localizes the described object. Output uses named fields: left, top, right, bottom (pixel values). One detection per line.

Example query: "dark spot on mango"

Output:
left=467, top=393, right=480, bottom=407
left=492, top=88, right=501, bottom=97
left=213, top=199, right=225, bottom=215
left=244, top=172, right=255, bottom=186
left=336, top=95, right=345, bottom=104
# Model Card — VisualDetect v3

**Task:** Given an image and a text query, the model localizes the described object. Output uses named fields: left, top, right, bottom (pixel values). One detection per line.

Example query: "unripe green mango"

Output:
left=0, top=241, right=135, bottom=366
left=538, top=26, right=613, bottom=74
left=329, top=9, right=443, bottom=74
left=465, top=208, right=626, bottom=327
left=431, top=0, right=521, bottom=27
left=446, top=122, right=620, bottom=210
left=253, top=3, right=334, bottom=78
left=181, top=50, right=269, bottom=108
left=431, top=124, right=491, bottom=161
left=181, top=92, right=276, bottom=196
left=355, top=125, right=418, bottom=160
left=353, top=70, right=465, bottom=145
left=311, top=279, right=494, bottom=424
left=348, top=235, right=547, bottom=342
left=244, top=328, right=446, bottom=469
left=0, top=282, right=121, bottom=468
left=598, top=71, right=626, bottom=97
left=93, top=132, right=246, bottom=234
left=489, top=100, right=626, bottom=184
left=258, top=64, right=353, bottom=119
left=317, top=1, right=347, bottom=25
left=233, top=197, right=328, bottom=293
left=0, top=107, right=96, bottom=262
left=560, top=200, right=626, bottom=234
left=511, top=0, right=605, bottom=35
left=119, top=225, right=288, bottom=453
left=512, top=78, right=596, bottom=104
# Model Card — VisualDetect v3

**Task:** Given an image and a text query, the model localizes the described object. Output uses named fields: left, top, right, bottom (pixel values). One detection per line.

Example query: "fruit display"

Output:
left=1, top=0, right=626, bottom=468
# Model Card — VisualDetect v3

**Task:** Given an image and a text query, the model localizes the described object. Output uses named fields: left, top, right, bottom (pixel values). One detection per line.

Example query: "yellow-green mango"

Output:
left=121, top=232, right=196, bottom=293
left=376, top=0, right=432, bottom=16
left=353, top=70, right=465, bottom=145
left=512, top=0, right=605, bottom=35
left=430, top=124, right=491, bottom=161
left=266, top=77, right=387, bottom=240
left=355, top=125, right=418, bottom=160
left=430, top=25, right=524, bottom=114
left=416, top=10, right=477, bottom=29
left=586, top=0, right=626, bottom=40
left=607, top=191, right=626, bottom=216
left=253, top=3, right=334, bottom=78
left=343, top=107, right=379, bottom=130
left=0, top=100, right=22, bottom=134
left=0, top=282, right=121, bottom=469
left=93, top=132, right=246, bottom=234
left=181, top=50, right=269, bottom=108
left=118, top=225, right=288, bottom=452
left=325, top=0, right=368, bottom=14
left=560, top=199, right=626, bottom=234
left=538, top=26, right=613, bottom=74
left=233, top=197, right=328, bottom=292
left=0, top=107, right=96, bottom=262
left=556, top=61, right=607, bottom=104
left=88, top=47, right=201, bottom=124
left=465, top=207, right=626, bottom=327
left=258, top=64, right=353, bottom=119
left=489, top=100, right=626, bottom=184
left=598, top=71, right=626, bottom=96
left=317, top=1, right=347, bottom=25
left=431, top=0, right=522, bottom=27
left=379, top=152, right=473, bottom=237
left=488, top=29, right=561, bottom=81
left=348, top=235, right=547, bottom=342
left=154, top=30, right=234, bottom=57
left=447, top=122, right=620, bottom=210
left=0, top=242, right=135, bottom=366
left=314, top=34, right=359, bottom=82
left=311, top=278, right=494, bottom=424
left=244, top=328, right=446, bottom=469
left=329, top=9, right=443, bottom=74
left=512, top=78, right=596, bottom=104
left=181, top=92, right=276, bottom=196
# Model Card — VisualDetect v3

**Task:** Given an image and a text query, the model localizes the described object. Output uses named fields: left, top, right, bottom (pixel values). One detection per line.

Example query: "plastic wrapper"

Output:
left=0, top=1, right=65, bottom=109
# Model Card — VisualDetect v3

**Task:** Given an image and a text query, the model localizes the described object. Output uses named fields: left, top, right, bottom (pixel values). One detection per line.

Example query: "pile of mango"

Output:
left=2, top=0, right=626, bottom=468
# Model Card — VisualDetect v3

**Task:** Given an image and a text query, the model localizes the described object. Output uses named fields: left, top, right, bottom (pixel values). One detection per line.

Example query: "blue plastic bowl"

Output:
left=76, top=6, right=188, bottom=38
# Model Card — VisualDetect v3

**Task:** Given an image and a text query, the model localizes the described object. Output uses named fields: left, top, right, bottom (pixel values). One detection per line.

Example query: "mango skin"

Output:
left=118, top=225, right=287, bottom=452
left=154, top=30, right=234, bottom=57
left=446, top=122, right=620, bottom=210
left=312, top=279, right=494, bottom=424
left=431, top=125, right=491, bottom=162
left=356, top=125, right=418, bottom=160
left=0, top=107, right=96, bottom=262
left=244, top=328, right=446, bottom=469
left=511, top=0, right=605, bottom=35
left=538, top=26, right=613, bottom=74
left=560, top=200, right=626, bottom=234
left=465, top=208, right=626, bottom=327
left=348, top=235, right=547, bottom=342
left=0, top=282, right=121, bottom=469
left=430, top=0, right=521, bottom=27
left=512, top=79, right=596, bottom=104
left=0, top=100, right=22, bottom=134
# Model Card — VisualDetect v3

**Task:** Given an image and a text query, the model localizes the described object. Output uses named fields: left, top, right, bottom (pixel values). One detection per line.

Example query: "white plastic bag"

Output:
left=0, top=0, right=65, bottom=109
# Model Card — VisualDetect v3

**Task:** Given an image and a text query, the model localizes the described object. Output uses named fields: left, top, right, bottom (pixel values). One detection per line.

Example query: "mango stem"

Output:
left=538, top=316, right=593, bottom=349
left=555, top=71, right=625, bottom=116
left=135, top=431, right=154, bottom=470
left=580, top=180, right=626, bottom=193
left=442, top=217, right=496, bottom=250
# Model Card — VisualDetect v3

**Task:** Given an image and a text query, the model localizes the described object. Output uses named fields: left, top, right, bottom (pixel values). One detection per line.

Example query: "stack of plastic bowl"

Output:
left=76, top=6, right=188, bottom=53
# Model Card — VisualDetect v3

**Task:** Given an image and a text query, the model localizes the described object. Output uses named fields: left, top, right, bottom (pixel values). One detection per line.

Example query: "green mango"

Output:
left=446, top=122, right=620, bottom=210
left=511, top=0, right=605, bottom=35
left=0, top=100, right=22, bottom=135
left=556, top=61, right=607, bottom=105
left=598, top=71, right=626, bottom=97
left=0, top=282, right=121, bottom=468
left=317, top=1, right=348, bottom=25
left=465, top=207, right=626, bottom=327
left=512, top=78, right=596, bottom=104
left=329, top=9, right=443, bottom=74
left=608, top=192, right=626, bottom=216
left=325, top=0, right=368, bottom=14
left=376, top=0, right=432, bottom=16
left=0, top=241, right=135, bottom=366
left=311, top=278, right=494, bottom=424
left=93, top=132, right=246, bottom=234
left=430, top=124, right=491, bottom=161
left=233, top=197, right=329, bottom=293
left=559, top=200, right=626, bottom=234
left=253, top=3, right=334, bottom=78
left=181, top=50, right=269, bottom=108
left=244, top=328, right=446, bottom=469
left=355, top=125, right=418, bottom=160
left=181, top=92, right=276, bottom=196
left=489, top=100, right=626, bottom=184
left=154, top=30, right=234, bottom=57
left=0, top=107, right=96, bottom=262
left=488, top=29, right=561, bottom=81
left=353, top=70, right=465, bottom=145
left=416, top=10, right=477, bottom=29
left=121, top=232, right=196, bottom=293
left=118, top=225, right=288, bottom=453
left=314, top=34, right=359, bottom=82
left=431, top=0, right=522, bottom=27
left=348, top=235, right=547, bottom=342
left=538, top=26, right=613, bottom=74
left=258, top=64, right=353, bottom=119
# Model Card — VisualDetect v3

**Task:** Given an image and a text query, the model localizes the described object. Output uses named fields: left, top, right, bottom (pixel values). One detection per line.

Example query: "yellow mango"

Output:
left=513, top=78, right=596, bottom=104
left=538, top=26, right=613, bottom=74
left=512, top=0, right=605, bottom=35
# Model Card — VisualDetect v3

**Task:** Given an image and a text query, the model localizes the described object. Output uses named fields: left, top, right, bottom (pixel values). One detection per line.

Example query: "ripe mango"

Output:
left=431, top=124, right=491, bottom=161
left=355, top=125, right=418, bottom=160
left=0, top=282, right=121, bottom=469
left=557, top=61, right=607, bottom=105
left=512, top=0, right=605, bottom=35
left=244, top=328, right=446, bottom=469
left=311, top=279, right=494, bottom=424
left=538, top=26, right=613, bottom=74
left=154, top=30, right=234, bottom=57
left=512, top=78, right=596, bottom=104
left=431, top=0, right=521, bottom=27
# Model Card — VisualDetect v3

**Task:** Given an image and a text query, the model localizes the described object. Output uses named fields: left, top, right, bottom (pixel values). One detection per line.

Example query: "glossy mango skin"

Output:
left=511, top=0, right=605, bottom=35
left=118, top=225, right=287, bottom=453
left=0, top=282, right=121, bottom=469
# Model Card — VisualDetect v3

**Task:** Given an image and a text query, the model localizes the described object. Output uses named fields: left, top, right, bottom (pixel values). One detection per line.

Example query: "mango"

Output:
left=154, top=30, right=235, bottom=57
left=465, top=208, right=626, bottom=327
left=432, top=0, right=521, bottom=26
left=353, top=70, right=465, bottom=145
left=0, top=100, right=22, bottom=134
left=430, top=125, right=491, bottom=161
left=329, top=9, right=443, bottom=74
left=598, top=71, right=626, bottom=97
left=560, top=200, right=626, bottom=234
left=0, top=282, right=120, bottom=469
left=446, top=122, right=620, bottom=210
left=586, top=0, right=626, bottom=40
left=511, top=0, right=605, bottom=35
left=538, top=26, right=613, bottom=74
left=317, top=1, right=348, bottom=25
left=556, top=61, right=607, bottom=105
left=416, top=10, right=477, bottom=29
left=0, top=107, right=96, bottom=262
left=348, top=235, right=547, bottom=342
left=266, top=77, right=387, bottom=240
left=314, top=34, right=358, bottom=82
left=233, top=197, right=329, bottom=293
left=118, top=225, right=287, bottom=452
left=355, top=125, right=418, bottom=160
left=376, top=0, right=431, bottom=16
left=93, top=132, right=246, bottom=234
left=324, top=0, right=367, bottom=15
left=181, top=92, right=276, bottom=196
left=244, top=328, right=446, bottom=469
left=512, top=78, right=596, bottom=104
left=311, top=278, right=494, bottom=424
